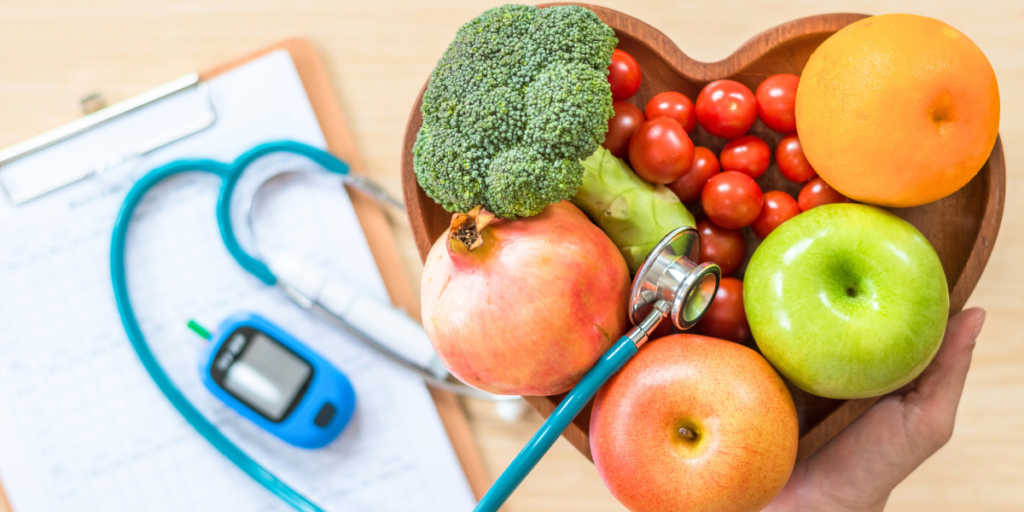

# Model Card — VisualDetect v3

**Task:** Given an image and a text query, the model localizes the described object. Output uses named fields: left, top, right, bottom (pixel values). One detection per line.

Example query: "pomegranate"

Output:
left=421, top=202, right=630, bottom=396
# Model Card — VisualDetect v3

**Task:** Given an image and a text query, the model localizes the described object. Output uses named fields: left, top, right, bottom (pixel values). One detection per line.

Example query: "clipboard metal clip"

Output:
left=0, top=73, right=218, bottom=205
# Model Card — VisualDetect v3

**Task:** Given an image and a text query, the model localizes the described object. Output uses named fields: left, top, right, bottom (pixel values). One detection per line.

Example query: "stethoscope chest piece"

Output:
left=474, top=225, right=724, bottom=512
left=629, top=226, right=722, bottom=332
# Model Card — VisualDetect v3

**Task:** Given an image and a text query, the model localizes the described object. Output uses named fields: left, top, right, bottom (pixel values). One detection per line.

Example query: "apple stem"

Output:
left=678, top=427, right=696, bottom=441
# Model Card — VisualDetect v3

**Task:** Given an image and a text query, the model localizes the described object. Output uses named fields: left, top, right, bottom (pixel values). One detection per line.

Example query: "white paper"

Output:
left=0, top=78, right=215, bottom=205
left=0, top=50, right=476, bottom=512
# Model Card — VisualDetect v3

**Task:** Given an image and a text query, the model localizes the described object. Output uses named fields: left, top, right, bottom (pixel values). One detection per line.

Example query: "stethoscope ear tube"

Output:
left=111, top=146, right=327, bottom=512
left=112, top=141, right=515, bottom=512
left=276, top=278, right=517, bottom=401
left=244, top=168, right=516, bottom=402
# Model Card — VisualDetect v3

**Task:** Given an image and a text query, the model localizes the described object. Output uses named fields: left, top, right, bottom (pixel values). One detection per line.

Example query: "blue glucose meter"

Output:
left=199, top=312, right=356, bottom=449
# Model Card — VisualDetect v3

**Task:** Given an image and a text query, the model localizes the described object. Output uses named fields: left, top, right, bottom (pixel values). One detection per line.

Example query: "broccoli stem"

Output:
left=572, top=147, right=696, bottom=272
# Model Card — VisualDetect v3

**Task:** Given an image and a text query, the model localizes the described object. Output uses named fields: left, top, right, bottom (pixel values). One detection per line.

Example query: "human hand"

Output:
left=764, top=308, right=987, bottom=512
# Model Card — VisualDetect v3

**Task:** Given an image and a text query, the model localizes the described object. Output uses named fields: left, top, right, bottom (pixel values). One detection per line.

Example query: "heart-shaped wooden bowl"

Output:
left=401, top=5, right=1006, bottom=462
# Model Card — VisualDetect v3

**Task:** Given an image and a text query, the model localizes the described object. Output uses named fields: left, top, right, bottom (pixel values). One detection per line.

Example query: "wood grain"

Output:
left=401, top=6, right=1006, bottom=463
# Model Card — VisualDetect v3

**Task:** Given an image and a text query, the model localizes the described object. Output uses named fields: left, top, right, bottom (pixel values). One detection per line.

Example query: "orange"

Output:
left=795, top=14, right=1000, bottom=208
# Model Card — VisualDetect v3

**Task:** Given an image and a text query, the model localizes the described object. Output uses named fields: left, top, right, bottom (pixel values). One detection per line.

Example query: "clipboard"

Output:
left=0, top=38, right=489, bottom=510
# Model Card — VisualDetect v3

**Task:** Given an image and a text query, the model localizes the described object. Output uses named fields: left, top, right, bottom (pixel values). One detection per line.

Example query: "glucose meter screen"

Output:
left=223, top=333, right=312, bottom=422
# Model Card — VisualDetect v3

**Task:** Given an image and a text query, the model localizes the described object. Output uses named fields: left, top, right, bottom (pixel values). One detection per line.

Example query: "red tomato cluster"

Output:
left=603, top=50, right=854, bottom=344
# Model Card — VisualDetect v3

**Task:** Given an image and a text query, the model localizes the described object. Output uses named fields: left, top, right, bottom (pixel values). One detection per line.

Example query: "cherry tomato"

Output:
left=697, top=277, right=750, bottom=343
left=648, top=316, right=676, bottom=340
left=667, top=147, right=720, bottom=202
left=608, top=49, right=642, bottom=101
left=719, top=135, right=770, bottom=179
left=752, top=190, right=800, bottom=239
left=697, top=218, right=746, bottom=277
left=775, top=133, right=817, bottom=183
left=645, top=91, right=697, bottom=133
left=701, top=171, right=763, bottom=229
left=628, top=117, right=694, bottom=184
left=755, top=74, right=799, bottom=133
left=798, top=177, right=851, bottom=211
left=603, top=101, right=645, bottom=159
left=695, top=80, right=757, bottom=139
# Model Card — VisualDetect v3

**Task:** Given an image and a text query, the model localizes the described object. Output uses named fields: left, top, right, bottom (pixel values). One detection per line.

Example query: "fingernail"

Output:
left=969, top=309, right=987, bottom=345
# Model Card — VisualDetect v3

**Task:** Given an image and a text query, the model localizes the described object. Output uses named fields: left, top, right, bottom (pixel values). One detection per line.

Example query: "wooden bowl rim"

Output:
left=549, top=4, right=869, bottom=80
left=401, top=8, right=874, bottom=260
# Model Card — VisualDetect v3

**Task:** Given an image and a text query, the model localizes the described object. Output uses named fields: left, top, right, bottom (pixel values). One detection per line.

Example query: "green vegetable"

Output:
left=573, top=147, right=696, bottom=272
left=413, top=4, right=617, bottom=219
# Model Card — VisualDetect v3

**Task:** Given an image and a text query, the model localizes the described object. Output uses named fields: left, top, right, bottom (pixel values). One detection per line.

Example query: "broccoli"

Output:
left=413, top=4, right=617, bottom=219
left=573, top=147, right=696, bottom=272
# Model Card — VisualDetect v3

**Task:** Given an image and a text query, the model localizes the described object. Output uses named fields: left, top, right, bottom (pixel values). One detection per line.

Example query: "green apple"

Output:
left=744, top=203, right=948, bottom=399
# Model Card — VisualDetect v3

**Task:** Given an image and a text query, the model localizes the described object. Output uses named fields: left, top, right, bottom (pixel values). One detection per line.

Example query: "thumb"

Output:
left=901, top=307, right=985, bottom=457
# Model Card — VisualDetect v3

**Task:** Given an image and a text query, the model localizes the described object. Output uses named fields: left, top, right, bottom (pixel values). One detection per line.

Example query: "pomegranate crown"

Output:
left=447, top=205, right=495, bottom=256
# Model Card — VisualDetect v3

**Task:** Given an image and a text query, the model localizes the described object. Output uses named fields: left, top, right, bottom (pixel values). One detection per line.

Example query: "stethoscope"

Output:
left=112, top=140, right=506, bottom=512
left=475, top=223, right=721, bottom=511
left=111, top=140, right=720, bottom=511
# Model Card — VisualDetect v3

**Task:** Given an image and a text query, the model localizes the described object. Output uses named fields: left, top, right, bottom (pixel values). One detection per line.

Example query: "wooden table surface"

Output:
left=0, top=1, right=1020, bottom=511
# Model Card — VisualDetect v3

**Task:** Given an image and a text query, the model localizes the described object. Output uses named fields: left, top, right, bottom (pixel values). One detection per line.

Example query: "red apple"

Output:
left=590, top=334, right=798, bottom=512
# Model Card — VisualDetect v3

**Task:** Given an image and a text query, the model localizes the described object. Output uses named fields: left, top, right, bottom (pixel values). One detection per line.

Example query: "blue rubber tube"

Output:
left=473, top=335, right=639, bottom=512
left=110, top=141, right=348, bottom=512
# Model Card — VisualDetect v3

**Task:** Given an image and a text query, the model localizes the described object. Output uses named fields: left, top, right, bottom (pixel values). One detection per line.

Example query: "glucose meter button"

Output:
left=313, top=403, right=336, bottom=427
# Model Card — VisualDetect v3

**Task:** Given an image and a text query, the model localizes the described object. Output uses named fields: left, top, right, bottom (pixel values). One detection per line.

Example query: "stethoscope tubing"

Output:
left=112, top=140, right=472, bottom=512
left=111, top=140, right=533, bottom=512
left=472, top=335, right=639, bottom=511
left=111, top=145, right=327, bottom=511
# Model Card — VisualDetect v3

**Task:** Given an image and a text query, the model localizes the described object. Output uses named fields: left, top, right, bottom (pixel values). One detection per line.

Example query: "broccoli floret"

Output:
left=413, top=4, right=617, bottom=219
